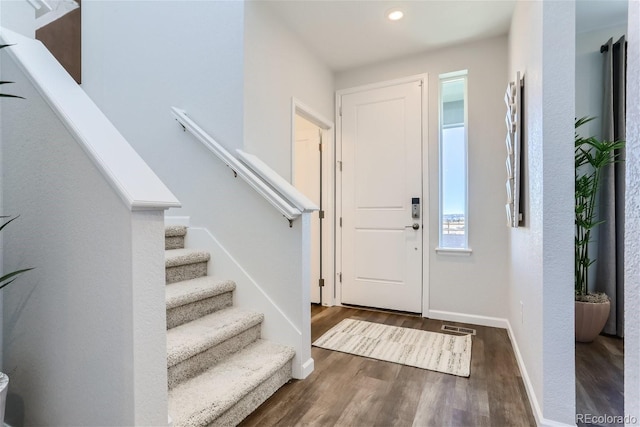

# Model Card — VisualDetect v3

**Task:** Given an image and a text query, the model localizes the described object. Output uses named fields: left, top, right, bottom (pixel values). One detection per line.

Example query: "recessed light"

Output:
left=387, top=9, right=404, bottom=21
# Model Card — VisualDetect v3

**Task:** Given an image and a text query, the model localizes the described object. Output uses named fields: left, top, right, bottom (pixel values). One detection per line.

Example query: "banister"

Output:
left=236, top=150, right=317, bottom=213
left=1, top=28, right=181, bottom=211
left=171, top=107, right=318, bottom=222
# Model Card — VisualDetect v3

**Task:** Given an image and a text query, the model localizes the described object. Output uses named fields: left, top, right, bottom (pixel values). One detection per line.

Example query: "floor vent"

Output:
left=441, top=325, right=476, bottom=335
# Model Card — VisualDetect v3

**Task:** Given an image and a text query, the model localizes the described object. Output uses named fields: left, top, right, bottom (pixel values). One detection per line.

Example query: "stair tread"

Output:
left=167, top=307, right=264, bottom=367
left=166, top=248, right=210, bottom=268
left=166, top=277, right=235, bottom=310
left=168, top=339, right=294, bottom=426
left=165, top=225, right=187, bottom=237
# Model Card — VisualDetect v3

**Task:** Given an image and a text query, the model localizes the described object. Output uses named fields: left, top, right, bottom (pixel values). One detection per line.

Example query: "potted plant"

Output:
left=574, top=117, right=624, bottom=342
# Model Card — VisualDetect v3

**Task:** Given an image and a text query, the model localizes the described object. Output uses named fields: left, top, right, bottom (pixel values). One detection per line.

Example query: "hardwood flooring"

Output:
left=240, top=305, right=536, bottom=427
left=575, top=334, right=624, bottom=426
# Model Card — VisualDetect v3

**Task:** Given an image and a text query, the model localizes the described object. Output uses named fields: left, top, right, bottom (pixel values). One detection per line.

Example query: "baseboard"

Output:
left=427, top=309, right=510, bottom=329
left=427, top=311, right=574, bottom=426
left=505, top=320, right=576, bottom=427
left=296, top=357, right=314, bottom=380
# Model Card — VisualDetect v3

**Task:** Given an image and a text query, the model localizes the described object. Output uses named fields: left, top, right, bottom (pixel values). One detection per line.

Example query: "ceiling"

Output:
left=260, top=0, right=629, bottom=72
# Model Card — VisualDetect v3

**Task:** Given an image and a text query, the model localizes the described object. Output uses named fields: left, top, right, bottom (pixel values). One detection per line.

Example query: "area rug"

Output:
left=313, top=318, right=472, bottom=377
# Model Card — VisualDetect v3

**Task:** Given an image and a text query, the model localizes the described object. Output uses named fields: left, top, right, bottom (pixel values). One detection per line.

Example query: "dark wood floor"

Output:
left=575, top=334, right=624, bottom=426
left=241, top=305, right=536, bottom=427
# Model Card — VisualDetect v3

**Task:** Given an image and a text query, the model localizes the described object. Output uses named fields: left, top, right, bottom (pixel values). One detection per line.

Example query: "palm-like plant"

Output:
left=0, top=43, right=31, bottom=290
left=0, top=216, right=33, bottom=290
left=575, top=117, right=625, bottom=299
left=0, top=44, right=23, bottom=99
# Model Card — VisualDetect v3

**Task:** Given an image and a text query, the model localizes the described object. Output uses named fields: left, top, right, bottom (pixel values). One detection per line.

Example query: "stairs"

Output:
left=165, top=225, right=295, bottom=427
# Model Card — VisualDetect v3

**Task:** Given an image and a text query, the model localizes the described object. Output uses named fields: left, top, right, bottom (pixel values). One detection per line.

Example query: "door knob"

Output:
left=405, top=223, right=420, bottom=230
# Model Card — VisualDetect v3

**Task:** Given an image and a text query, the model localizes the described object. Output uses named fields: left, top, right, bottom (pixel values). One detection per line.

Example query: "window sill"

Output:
left=435, top=247, right=473, bottom=256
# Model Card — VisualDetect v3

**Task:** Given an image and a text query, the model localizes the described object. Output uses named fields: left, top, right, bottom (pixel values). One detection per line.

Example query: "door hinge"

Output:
left=319, top=142, right=323, bottom=152
left=339, top=106, right=342, bottom=117
left=338, top=273, right=342, bottom=283
left=319, top=210, right=325, bottom=219
left=339, top=217, right=342, bottom=227
left=337, top=160, right=342, bottom=171
left=319, top=278, right=325, bottom=288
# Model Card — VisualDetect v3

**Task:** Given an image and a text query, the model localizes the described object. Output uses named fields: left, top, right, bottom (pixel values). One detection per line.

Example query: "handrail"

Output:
left=171, top=107, right=317, bottom=221
left=236, top=150, right=317, bottom=213
left=1, top=28, right=181, bottom=211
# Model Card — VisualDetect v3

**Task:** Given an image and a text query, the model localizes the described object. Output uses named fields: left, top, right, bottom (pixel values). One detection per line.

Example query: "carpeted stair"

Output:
left=165, top=225, right=294, bottom=427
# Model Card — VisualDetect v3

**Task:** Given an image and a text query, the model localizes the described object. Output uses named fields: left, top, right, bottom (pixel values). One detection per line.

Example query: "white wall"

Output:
left=576, top=24, right=627, bottom=140
left=82, top=1, right=244, bottom=156
left=508, top=1, right=575, bottom=425
left=625, top=0, right=640, bottom=420
left=244, top=1, right=334, bottom=181
left=336, top=36, right=510, bottom=324
left=0, top=0, right=34, bottom=38
left=82, top=1, right=315, bottom=378
left=1, top=48, right=168, bottom=426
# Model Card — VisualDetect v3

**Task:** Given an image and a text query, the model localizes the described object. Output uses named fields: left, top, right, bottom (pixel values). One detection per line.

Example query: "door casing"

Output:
left=290, top=98, right=335, bottom=306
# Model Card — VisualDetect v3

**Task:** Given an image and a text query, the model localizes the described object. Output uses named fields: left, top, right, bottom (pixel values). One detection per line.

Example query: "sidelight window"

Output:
left=438, top=72, right=468, bottom=250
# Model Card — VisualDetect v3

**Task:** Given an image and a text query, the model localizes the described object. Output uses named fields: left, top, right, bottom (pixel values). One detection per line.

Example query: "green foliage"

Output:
left=0, top=44, right=24, bottom=99
left=0, top=43, right=31, bottom=289
left=575, top=117, right=625, bottom=296
left=0, top=216, right=33, bottom=291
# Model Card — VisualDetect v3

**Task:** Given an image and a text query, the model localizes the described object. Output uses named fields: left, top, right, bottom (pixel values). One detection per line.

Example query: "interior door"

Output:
left=340, top=79, right=423, bottom=313
left=294, top=115, right=322, bottom=304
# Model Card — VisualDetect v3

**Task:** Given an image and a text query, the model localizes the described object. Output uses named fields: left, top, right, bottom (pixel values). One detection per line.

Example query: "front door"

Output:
left=340, top=78, right=424, bottom=313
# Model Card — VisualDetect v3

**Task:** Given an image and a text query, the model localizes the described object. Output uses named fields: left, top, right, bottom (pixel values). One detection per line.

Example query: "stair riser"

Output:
left=165, top=236, right=185, bottom=250
left=167, top=292, right=233, bottom=330
left=207, top=360, right=292, bottom=427
left=168, top=325, right=261, bottom=389
left=166, top=262, right=208, bottom=284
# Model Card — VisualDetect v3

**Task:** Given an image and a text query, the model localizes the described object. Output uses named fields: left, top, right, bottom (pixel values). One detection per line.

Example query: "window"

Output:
left=439, top=72, right=468, bottom=250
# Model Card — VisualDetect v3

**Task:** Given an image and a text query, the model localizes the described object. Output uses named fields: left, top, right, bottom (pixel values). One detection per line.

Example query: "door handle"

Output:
left=405, top=223, right=420, bottom=230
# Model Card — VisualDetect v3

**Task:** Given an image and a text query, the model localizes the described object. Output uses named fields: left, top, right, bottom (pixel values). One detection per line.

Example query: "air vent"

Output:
left=441, top=325, right=476, bottom=335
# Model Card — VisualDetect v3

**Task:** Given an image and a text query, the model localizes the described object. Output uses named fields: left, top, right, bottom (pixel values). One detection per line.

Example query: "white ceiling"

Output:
left=262, top=0, right=516, bottom=71
left=260, top=0, right=629, bottom=72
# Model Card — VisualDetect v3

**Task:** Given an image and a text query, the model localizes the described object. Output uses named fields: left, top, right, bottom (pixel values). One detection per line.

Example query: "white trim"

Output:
left=438, top=71, right=470, bottom=250
left=300, top=358, right=315, bottom=379
left=505, top=320, right=575, bottom=427
left=0, top=28, right=181, bottom=212
left=336, top=73, right=431, bottom=96
left=236, top=149, right=317, bottom=213
left=335, top=73, right=430, bottom=314
left=430, top=310, right=573, bottom=426
left=290, top=98, right=337, bottom=307
left=435, top=247, right=473, bottom=256
left=427, top=309, right=509, bottom=329
left=185, top=226, right=313, bottom=379
left=171, top=107, right=306, bottom=221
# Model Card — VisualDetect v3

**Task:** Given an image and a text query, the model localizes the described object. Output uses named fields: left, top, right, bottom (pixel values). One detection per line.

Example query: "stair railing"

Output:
left=171, top=107, right=317, bottom=225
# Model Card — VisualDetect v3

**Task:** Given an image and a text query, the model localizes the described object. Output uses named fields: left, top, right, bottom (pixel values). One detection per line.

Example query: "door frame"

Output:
left=335, top=73, right=430, bottom=314
left=290, top=98, right=335, bottom=306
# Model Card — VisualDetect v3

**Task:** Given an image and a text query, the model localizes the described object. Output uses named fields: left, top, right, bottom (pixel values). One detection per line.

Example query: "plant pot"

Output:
left=575, top=300, right=610, bottom=342
left=0, top=372, right=8, bottom=423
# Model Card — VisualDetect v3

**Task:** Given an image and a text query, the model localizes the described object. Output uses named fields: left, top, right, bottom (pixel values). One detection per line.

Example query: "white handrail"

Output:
left=236, top=150, right=317, bottom=213
left=171, top=107, right=316, bottom=221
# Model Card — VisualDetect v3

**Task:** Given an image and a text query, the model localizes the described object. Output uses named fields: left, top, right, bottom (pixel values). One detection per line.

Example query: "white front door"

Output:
left=340, top=78, right=424, bottom=313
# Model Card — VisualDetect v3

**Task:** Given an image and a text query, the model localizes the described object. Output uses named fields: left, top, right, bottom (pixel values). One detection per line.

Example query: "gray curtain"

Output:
left=597, top=36, right=626, bottom=337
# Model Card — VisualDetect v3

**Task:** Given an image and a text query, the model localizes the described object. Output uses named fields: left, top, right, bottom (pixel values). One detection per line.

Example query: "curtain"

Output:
left=597, top=36, right=626, bottom=337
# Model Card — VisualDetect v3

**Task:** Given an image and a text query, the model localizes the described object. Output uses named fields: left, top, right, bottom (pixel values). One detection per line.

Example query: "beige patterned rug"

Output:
left=313, top=318, right=472, bottom=377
